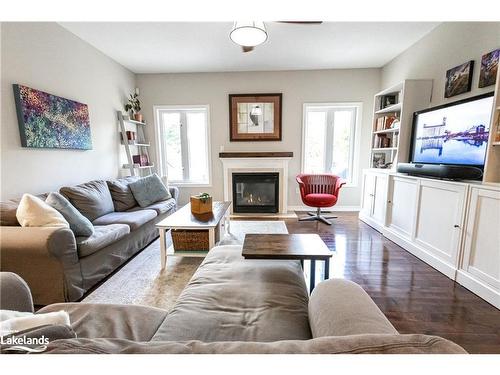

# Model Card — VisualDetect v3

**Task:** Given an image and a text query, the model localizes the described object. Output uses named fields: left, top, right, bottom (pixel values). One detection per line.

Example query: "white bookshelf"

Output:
left=369, top=80, right=433, bottom=170
left=118, top=111, right=154, bottom=177
left=483, top=67, right=500, bottom=183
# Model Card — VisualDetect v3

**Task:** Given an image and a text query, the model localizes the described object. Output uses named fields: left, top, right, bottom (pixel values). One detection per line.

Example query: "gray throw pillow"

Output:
left=46, top=192, right=94, bottom=236
left=129, top=174, right=171, bottom=208
left=107, top=176, right=140, bottom=211
left=60, top=180, right=114, bottom=221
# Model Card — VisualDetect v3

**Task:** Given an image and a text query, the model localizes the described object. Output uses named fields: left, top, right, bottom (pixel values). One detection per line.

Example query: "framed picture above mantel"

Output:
left=229, top=93, right=282, bottom=141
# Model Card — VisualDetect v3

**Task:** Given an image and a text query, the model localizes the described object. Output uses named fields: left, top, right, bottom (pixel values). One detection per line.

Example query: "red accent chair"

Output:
left=296, top=174, right=346, bottom=225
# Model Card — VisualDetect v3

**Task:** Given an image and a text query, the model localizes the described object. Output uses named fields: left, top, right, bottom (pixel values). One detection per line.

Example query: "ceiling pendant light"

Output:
left=229, top=21, right=267, bottom=48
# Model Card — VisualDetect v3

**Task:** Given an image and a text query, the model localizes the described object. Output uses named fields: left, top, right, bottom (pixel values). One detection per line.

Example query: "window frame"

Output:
left=301, top=102, right=362, bottom=187
left=154, top=104, right=212, bottom=187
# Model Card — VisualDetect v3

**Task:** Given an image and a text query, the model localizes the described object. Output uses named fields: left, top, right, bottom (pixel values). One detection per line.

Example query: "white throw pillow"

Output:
left=16, top=193, right=69, bottom=228
left=0, top=310, right=70, bottom=336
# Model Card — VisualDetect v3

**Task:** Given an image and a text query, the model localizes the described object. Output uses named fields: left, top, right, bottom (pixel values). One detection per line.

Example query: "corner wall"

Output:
left=382, top=22, right=500, bottom=106
left=0, top=22, right=136, bottom=200
left=137, top=69, right=380, bottom=208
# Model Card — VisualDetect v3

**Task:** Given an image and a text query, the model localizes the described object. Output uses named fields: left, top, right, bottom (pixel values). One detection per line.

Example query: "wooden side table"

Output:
left=242, top=234, right=332, bottom=293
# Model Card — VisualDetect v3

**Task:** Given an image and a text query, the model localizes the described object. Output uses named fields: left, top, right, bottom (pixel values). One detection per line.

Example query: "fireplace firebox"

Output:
left=232, top=173, right=279, bottom=213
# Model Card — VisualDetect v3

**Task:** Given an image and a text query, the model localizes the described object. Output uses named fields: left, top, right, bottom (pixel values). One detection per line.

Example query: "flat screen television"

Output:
left=409, top=92, right=494, bottom=169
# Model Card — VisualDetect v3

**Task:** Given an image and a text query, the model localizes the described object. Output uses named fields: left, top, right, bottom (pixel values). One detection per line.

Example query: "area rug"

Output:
left=82, top=220, right=288, bottom=311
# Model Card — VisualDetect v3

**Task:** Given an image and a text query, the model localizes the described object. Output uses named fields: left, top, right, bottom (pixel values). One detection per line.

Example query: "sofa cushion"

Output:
left=16, top=194, right=69, bottom=228
left=107, top=177, right=140, bottom=212
left=60, top=180, right=114, bottom=221
left=152, top=245, right=311, bottom=343
left=42, top=334, right=468, bottom=354
left=76, top=224, right=130, bottom=257
left=38, top=303, right=168, bottom=341
left=1, top=193, right=49, bottom=226
left=309, top=278, right=398, bottom=337
left=46, top=192, right=94, bottom=237
left=128, top=198, right=176, bottom=215
left=92, top=210, right=157, bottom=231
left=129, top=174, right=171, bottom=208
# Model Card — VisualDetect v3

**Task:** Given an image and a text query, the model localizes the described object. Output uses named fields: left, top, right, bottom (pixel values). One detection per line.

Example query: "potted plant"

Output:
left=124, top=92, right=143, bottom=122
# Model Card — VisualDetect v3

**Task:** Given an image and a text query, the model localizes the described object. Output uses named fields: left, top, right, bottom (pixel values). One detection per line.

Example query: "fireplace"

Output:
left=232, top=173, right=279, bottom=213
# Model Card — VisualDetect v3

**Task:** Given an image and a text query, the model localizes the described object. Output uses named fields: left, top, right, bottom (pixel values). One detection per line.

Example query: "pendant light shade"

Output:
left=230, top=21, right=267, bottom=47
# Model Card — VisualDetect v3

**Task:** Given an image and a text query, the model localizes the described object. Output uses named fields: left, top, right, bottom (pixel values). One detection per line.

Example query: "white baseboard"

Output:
left=288, top=205, right=361, bottom=212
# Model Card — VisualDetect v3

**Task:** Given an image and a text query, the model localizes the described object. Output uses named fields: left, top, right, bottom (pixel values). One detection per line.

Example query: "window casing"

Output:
left=302, top=103, right=361, bottom=185
left=154, top=105, right=211, bottom=186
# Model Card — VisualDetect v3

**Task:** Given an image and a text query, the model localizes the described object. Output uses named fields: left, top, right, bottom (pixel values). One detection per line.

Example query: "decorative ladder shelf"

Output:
left=118, top=111, right=154, bottom=177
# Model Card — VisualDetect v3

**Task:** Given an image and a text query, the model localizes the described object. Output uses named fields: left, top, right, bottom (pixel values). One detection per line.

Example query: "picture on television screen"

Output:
left=411, top=93, right=494, bottom=167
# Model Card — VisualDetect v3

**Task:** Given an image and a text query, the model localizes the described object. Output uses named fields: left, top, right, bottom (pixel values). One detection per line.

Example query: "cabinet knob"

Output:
left=454, top=224, right=460, bottom=228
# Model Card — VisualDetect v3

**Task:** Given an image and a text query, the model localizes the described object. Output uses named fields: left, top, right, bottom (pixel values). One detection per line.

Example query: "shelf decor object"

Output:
left=229, top=93, right=282, bottom=141
left=369, top=80, right=433, bottom=170
left=190, top=193, right=213, bottom=215
left=13, top=84, right=92, bottom=150
left=118, top=111, right=154, bottom=177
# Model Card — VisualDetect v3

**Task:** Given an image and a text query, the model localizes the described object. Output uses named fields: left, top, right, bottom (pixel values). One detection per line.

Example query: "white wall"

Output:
left=0, top=22, right=135, bottom=200
left=382, top=22, right=500, bottom=107
left=137, top=69, right=380, bottom=208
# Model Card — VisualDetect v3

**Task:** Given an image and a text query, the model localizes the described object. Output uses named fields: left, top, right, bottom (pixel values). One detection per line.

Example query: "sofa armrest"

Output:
left=308, top=279, right=398, bottom=337
left=0, top=227, right=82, bottom=304
left=1, top=226, right=78, bottom=263
left=0, top=272, right=34, bottom=312
left=169, top=186, right=179, bottom=202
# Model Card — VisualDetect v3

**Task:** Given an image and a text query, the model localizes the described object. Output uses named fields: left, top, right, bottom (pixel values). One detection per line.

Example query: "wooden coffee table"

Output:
left=242, top=234, right=332, bottom=293
left=156, top=201, right=231, bottom=269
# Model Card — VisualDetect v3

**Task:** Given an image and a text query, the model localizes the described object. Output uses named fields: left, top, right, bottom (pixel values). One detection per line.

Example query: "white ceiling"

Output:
left=59, top=22, right=439, bottom=74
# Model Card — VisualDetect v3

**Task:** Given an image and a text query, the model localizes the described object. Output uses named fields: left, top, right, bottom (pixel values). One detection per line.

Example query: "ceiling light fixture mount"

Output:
left=230, top=21, right=267, bottom=51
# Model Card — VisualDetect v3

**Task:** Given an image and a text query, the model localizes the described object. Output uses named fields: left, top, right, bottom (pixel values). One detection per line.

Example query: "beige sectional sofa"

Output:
left=0, top=246, right=466, bottom=354
left=0, top=178, right=178, bottom=305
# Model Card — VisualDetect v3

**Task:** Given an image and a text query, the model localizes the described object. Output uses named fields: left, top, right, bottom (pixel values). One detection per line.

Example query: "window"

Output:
left=302, top=103, right=361, bottom=184
left=155, top=105, right=211, bottom=185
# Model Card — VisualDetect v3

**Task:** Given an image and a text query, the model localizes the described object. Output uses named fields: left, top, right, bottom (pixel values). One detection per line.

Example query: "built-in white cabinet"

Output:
left=359, top=171, right=500, bottom=308
left=386, top=176, right=418, bottom=240
left=359, top=170, right=388, bottom=232
left=413, top=180, right=467, bottom=272
left=456, top=186, right=500, bottom=308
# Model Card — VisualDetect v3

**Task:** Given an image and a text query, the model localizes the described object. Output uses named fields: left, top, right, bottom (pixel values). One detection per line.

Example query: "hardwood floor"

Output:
left=284, top=211, right=500, bottom=354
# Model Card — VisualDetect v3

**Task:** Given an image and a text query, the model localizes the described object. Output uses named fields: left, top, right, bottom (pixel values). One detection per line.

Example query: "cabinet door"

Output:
left=387, top=176, right=418, bottom=239
left=461, top=187, right=500, bottom=290
left=414, top=180, right=467, bottom=267
left=360, top=172, right=376, bottom=217
left=372, top=175, right=388, bottom=224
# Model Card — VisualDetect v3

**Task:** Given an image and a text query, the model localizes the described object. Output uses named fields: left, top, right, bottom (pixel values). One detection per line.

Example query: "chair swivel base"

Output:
left=298, top=207, right=337, bottom=225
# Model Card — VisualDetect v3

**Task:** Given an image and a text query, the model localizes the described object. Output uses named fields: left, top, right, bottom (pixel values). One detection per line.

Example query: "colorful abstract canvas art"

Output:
left=13, top=84, right=92, bottom=150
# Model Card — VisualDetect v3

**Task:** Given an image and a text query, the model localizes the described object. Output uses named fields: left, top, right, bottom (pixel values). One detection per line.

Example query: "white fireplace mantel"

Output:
left=219, top=154, right=292, bottom=214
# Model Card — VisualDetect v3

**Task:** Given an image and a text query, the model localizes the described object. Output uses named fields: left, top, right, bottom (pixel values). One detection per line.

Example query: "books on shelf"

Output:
left=373, top=134, right=393, bottom=149
left=375, top=115, right=398, bottom=131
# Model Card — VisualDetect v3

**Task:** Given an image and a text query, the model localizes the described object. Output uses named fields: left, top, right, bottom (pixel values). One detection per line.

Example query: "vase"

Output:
left=133, top=113, right=143, bottom=123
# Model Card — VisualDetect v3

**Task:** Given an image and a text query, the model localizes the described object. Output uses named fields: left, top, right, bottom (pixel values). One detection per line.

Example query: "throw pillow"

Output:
left=107, top=176, right=140, bottom=211
left=46, top=192, right=94, bottom=236
left=60, top=180, right=114, bottom=221
left=1, top=193, right=49, bottom=226
left=15, top=194, right=69, bottom=228
left=129, top=174, right=171, bottom=208
left=0, top=310, right=70, bottom=336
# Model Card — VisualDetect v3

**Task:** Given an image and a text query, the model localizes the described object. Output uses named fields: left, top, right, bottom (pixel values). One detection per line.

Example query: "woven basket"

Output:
left=171, top=229, right=209, bottom=251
